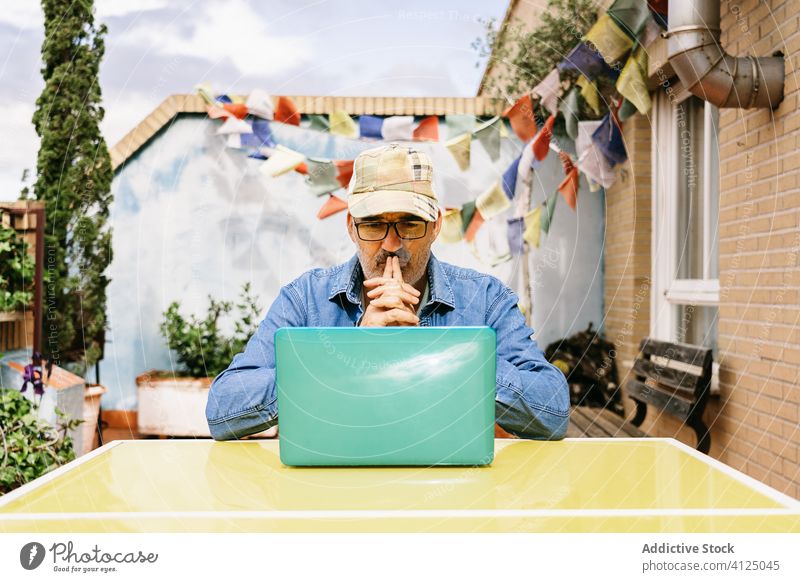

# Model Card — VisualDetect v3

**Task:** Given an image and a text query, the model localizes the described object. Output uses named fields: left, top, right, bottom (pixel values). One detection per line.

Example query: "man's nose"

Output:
left=381, top=225, right=402, bottom=253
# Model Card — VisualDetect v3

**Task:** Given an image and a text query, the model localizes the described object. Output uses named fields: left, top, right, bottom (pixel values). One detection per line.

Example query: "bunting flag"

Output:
left=225, top=134, right=242, bottom=149
left=607, top=0, right=653, bottom=40
left=328, top=110, right=359, bottom=138
left=317, top=194, right=348, bottom=219
left=463, top=209, right=485, bottom=242
left=274, top=96, right=301, bottom=125
left=308, top=114, right=330, bottom=132
left=445, top=133, right=471, bottom=171
left=592, top=112, right=627, bottom=166
left=616, top=45, right=651, bottom=115
left=641, top=14, right=662, bottom=47
left=305, top=158, right=340, bottom=196
left=248, top=150, right=269, bottom=160
left=473, top=116, right=502, bottom=161
left=380, top=115, right=415, bottom=141
left=507, top=217, right=526, bottom=255
left=216, top=116, right=252, bottom=135
left=245, top=89, right=274, bottom=119
left=560, top=87, right=580, bottom=141
left=577, top=120, right=617, bottom=188
left=532, top=115, right=555, bottom=161
left=215, top=94, right=233, bottom=104
left=583, top=13, right=634, bottom=63
left=295, top=162, right=308, bottom=175
left=577, top=75, right=601, bottom=116
left=446, top=115, right=475, bottom=139
left=413, top=116, right=439, bottom=141
left=501, top=156, right=521, bottom=200
left=195, top=83, right=216, bottom=105
left=460, top=201, right=477, bottom=234
left=557, top=42, right=620, bottom=81
left=523, top=207, right=542, bottom=248
left=503, top=94, right=538, bottom=142
left=358, top=115, right=384, bottom=139
left=251, top=120, right=276, bottom=148
left=557, top=152, right=579, bottom=211
left=476, top=181, right=511, bottom=219
left=532, top=68, right=561, bottom=116
left=334, top=159, right=354, bottom=188
left=259, top=144, right=305, bottom=177
left=207, top=105, right=234, bottom=120
left=440, top=208, right=464, bottom=243
left=540, top=192, right=558, bottom=235
left=222, top=102, right=248, bottom=119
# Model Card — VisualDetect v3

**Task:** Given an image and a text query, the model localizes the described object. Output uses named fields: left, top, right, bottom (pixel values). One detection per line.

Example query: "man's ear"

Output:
left=431, top=208, right=443, bottom=238
left=346, top=212, right=357, bottom=244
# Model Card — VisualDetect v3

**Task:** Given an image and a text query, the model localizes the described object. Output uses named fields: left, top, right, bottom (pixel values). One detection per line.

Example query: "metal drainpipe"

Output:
left=666, top=0, right=784, bottom=109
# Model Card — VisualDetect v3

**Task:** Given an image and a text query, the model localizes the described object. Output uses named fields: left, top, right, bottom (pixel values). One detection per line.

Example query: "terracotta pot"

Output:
left=135, top=370, right=212, bottom=437
left=82, top=383, right=107, bottom=455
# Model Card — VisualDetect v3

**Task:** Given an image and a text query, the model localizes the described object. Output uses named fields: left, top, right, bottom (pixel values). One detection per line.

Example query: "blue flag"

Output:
left=592, top=113, right=627, bottom=166
left=358, top=115, right=384, bottom=139
left=251, top=120, right=276, bottom=148
left=507, top=217, right=526, bottom=256
left=502, top=155, right=521, bottom=200
left=558, top=42, right=620, bottom=81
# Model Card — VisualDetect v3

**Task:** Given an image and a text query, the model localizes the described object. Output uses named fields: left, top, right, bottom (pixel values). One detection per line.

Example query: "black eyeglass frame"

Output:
left=354, top=220, right=429, bottom=241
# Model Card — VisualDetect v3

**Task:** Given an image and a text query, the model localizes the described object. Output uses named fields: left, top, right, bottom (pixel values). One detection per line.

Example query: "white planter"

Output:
left=136, top=371, right=212, bottom=437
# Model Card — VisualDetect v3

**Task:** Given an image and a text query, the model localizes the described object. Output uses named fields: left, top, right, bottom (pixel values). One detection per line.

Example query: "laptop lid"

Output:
left=275, top=326, right=496, bottom=467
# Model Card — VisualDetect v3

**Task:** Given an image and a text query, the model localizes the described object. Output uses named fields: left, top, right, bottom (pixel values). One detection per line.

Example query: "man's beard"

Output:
left=357, top=246, right=430, bottom=286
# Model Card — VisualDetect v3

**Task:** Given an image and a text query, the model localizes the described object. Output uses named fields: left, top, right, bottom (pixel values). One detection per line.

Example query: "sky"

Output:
left=0, top=0, right=508, bottom=200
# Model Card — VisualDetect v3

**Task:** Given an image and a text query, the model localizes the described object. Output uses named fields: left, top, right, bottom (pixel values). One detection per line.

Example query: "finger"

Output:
left=366, top=287, right=419, bottom=304
left=363, top=277, right=420, bottom=295
left=392, top=256, right=404, bottom=283
left=371, top=295, right=416, bottom=311
left=379, top=308, right=419, bottom=326
left=382, top=257, right=392, bottom=279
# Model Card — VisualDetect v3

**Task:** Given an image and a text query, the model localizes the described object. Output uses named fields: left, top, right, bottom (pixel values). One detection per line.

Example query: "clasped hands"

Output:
left=359, top=256, right=421, bottom=327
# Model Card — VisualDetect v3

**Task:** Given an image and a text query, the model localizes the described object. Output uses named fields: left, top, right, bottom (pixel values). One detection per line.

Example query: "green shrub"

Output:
left=0, top=224, right=35, bottom=312
left=0, top=389, right=82, bottom=495
left=159, top=282, right=261, bottom=378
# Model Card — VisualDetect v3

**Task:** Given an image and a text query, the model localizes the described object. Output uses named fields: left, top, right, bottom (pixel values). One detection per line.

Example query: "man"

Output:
left=206, top=144, right=569, bottom=441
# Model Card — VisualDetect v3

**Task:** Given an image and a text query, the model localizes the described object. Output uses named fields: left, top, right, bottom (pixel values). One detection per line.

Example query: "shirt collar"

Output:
left=328, top=253, right=456, bottom=309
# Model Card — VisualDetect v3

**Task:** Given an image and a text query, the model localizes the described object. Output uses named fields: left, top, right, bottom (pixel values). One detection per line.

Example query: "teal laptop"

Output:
left=274, top=326, right=496, bottom=467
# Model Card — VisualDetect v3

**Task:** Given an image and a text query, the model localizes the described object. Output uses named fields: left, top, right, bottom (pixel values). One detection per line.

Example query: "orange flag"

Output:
left=317, top=194, right=348, bottom=219
left=274, top=96, right=300, bottom=125
left=463, top=209, right=485, bottom=242
left=207, top=105, right=233, bottom=119
left=222, top=102, right=248, bottom=119
left=532, top=114, right=555, bottom=161
left=557, top=151, right=579, bottom=210
left=503, top=94, right=538, bottom=142
left=413, top=116, right=439, bottom=141
left=294, top=162, right=308, bottom=175
left=335, top=160, right=354, bottom=188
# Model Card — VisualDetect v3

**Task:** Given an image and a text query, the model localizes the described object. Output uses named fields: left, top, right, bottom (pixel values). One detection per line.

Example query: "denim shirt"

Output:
left=206, top=254, right=570, bottom=441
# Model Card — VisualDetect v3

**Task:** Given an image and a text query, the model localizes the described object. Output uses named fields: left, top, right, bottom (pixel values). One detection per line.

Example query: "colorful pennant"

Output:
left=329, top=110, right=359, bottom=138
left=532, top=115, right=556, bottom=161
left=616, top=45, right=651, bottom=115
left=476, top=181, right=511, bottom=220
left=317, top=194, right=348, bottom=219
left=583, top=13, right=633, bottom=63
left=245, top=89, right=274, bottom=119
left=381, top=116, right=415, bottom=141
left=532, top=68, right=561, bottom=116
left=358, top=115, right=384, bottom=139
left=523, top=207, right=541, bottom=248
left=503, top=94, right=538, bottom=142
left=413, top=116, right=440, bottom=141
left=259, top=144, right=305, bottom=177
left=440, top=209, right=465, bottom=243
left=445, top=133, right=471, bottom=171
left=473, top=116, right=502, bottom=161
left=274, top=96, right=300, bottom=126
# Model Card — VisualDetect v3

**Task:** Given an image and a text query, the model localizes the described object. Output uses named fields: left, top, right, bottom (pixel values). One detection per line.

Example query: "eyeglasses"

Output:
left=354, top=220, right=429, bottom=241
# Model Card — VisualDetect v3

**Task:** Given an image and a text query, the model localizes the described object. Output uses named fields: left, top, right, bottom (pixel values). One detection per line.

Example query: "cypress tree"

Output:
left=31, top=0, right=112, bottom=372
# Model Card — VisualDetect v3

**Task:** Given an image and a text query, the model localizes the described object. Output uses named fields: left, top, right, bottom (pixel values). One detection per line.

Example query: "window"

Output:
left=652, top=90, right=720, bottom=360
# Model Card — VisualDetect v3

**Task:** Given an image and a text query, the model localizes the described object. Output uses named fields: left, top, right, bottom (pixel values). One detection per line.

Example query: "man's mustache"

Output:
left=375, top=248, right=410, bottom=265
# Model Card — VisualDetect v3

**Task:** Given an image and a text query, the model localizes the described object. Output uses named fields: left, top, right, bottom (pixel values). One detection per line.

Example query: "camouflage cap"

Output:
left=347, top=143, right=439, bottom=222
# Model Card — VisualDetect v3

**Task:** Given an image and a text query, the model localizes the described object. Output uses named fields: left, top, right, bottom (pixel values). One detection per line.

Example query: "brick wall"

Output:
left=713, top=0, right=800, bottom=498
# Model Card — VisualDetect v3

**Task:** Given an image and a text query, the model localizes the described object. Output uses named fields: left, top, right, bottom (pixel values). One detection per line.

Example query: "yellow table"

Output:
left=1, top=438, right=798, bottom=532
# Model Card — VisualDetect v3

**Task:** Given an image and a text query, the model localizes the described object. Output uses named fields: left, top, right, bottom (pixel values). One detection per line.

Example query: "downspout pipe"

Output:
left=666, top=0, right=784, bottom=109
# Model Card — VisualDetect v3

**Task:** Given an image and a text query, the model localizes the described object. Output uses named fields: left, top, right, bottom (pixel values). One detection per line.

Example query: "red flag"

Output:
left=317, top=194, right=348, bottom=219
left=532, top=115, right=555, bottom=161
left=274, top=96, right=300, bottom=125
left=294, top=162, right=308, bottom=175
left=222, top=103, right=248, bottom=119
left=207, top=105, right=232, bottom=119
left=503, top=94, right=538, bottom=142
left=558, top=169, right=579, bottom=211
left=412, top=116, right=439, bottom=141
left=463, top=209, right=485, bottom=242
left=334, top=160, right=354, bottom=188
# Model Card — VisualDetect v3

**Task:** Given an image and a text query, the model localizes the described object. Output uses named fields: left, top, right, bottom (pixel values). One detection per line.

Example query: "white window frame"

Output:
left=651, top=88, right=720, bottom=358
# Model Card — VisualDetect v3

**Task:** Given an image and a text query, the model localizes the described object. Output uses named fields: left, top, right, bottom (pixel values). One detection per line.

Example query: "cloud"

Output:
left=114, top=0, right=314, bottom=78
left=0, top=1, right=168, bottom=31
left=0, top=102, right=37, bottom=201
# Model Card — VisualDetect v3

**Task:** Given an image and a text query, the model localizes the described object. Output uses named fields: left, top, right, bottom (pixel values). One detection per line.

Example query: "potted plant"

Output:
left=0, top=388, right=82, bottom=494
left=136, top=283, right=261, bottom=437
left=0, top=223, right=34, bottom=321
